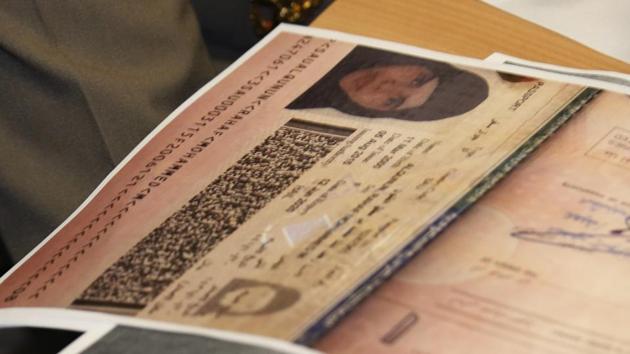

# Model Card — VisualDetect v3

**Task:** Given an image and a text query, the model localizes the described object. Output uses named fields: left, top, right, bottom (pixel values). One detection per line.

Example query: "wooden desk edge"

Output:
left=312, top=0, right=630, bottom=74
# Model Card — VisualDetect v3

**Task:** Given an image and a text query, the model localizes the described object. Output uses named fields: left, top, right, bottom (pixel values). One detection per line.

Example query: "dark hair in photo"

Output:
left=287, top=46, right=489, bottom=121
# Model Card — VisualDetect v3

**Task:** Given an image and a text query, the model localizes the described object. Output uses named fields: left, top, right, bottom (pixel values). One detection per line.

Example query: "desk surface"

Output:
left=312, top=0, right=630, bottom=74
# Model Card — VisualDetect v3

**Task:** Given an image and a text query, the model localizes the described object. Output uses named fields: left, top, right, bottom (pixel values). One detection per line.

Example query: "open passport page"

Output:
left=2, top=24, right=627, bottom=353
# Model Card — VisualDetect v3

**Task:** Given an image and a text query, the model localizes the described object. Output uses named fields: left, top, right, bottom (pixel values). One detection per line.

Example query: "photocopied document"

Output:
left=0, top=24, right=595, bottom=344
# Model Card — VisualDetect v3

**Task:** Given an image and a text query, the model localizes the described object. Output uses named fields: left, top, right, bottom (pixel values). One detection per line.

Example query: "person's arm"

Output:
left=0, top=0, right=215, bottom=263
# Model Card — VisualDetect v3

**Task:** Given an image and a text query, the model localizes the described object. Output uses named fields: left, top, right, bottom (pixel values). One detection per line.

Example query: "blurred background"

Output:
left=192, top=0, right=334, bottom=72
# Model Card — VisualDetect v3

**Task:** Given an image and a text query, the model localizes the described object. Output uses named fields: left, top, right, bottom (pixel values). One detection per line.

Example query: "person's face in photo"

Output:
left=218, top=285, right=277, bottom=314
left=287, top=46, right=490, bottom=121
left=338, top=65, right=439, bottom=112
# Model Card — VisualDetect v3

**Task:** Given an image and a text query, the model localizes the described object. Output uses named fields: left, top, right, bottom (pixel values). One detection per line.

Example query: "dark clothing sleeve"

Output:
left=0, top=1, right=216, bottom=263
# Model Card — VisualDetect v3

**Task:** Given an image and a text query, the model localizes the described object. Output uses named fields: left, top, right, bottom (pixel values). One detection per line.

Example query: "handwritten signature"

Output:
left=511, top=216, right=630, bottom=257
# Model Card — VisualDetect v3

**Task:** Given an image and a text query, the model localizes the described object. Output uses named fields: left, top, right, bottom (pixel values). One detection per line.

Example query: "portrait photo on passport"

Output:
left=287, top=46, right=489, bottom=121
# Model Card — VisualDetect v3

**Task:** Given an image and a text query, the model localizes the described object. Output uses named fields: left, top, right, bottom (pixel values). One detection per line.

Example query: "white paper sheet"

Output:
left=0, top=307, right=321, bottom=354
left=485, top=52, right=630, bottom=95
